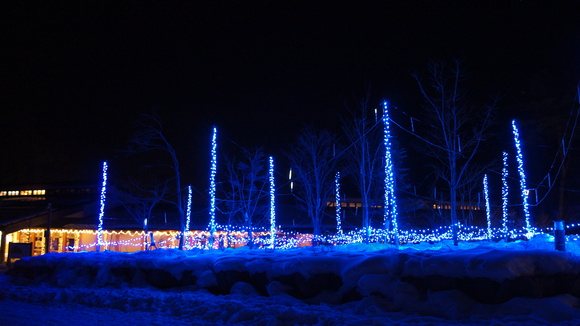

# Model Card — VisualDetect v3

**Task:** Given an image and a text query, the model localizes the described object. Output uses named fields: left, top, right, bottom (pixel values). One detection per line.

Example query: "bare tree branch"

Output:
left=414, top=59, right=495, bottom=246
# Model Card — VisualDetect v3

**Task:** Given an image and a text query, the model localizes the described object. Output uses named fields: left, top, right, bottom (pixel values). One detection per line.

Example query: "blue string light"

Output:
left=269, top=156, right=276, bottom=249
left=209, top=127, right=218, bottom=246
left=36, top=220, right=557, bottom=252
left=512, top=120, right=533, bottom=236
left=97, top=161, right=108, bottom=249
left=383, top=101, right=399, bottom=243
left=186, top=185, right=192, bottom=232
left=502, top=151, right=509, bottom=236
left=335, top=171, right=342, bottom=235
left=483, top=174, right=491, bottom=239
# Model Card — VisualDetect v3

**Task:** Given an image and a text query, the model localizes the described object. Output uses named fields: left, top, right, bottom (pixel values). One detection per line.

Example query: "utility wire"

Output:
left=532, top=85, right=580, bottom=205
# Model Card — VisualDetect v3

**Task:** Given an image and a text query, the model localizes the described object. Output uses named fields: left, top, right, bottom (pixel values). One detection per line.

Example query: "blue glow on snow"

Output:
left=383, top=101, right=399, bottom=243
left=512, top=120, right=532, bottom=235
left=269, top=156, right=276, bottom=249
left=335, top=171, right=342, bottom=235
left=502, top=151, right=509, bottom=235
left=209, top=127, right=218, bottom=246
left=483, top=174, right=491, bottom=239
left=97, top=161, right=108, bottom=248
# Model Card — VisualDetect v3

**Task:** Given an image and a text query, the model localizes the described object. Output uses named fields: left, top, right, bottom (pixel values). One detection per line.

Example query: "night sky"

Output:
left=1, top=1, right=579, bottom=191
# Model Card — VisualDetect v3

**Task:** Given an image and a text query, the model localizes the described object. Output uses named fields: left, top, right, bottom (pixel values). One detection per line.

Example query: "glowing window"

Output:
left=33, top=190, right=46, bottom=195
left=0, top=191, right=6, bottom=196
left=20, top=190, right=33, bottom=196
left=8, top=191, right=18, bottom=196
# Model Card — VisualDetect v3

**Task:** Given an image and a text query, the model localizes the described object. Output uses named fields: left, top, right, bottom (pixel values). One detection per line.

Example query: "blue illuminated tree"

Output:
left=413, top=60, right=495, bottom=246
left=383, top=101, right=399, bottom=244
left=501, top=151, right=509, bottom=236
left=335, top=171, right=343, bottom=235
left=269, top=156, right=276, bottom=249
left=483, top=174, right=491, bottom=239
left=512, top=120, right=532, bottom=235
left=97, top=161, right=108, bottom=251
left=209, top=127, right=218, bottom=248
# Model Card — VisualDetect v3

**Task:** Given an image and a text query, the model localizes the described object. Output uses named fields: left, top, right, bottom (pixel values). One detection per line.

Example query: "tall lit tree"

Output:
left=383, top=101, right=399, bottom=244
left=208, top=127, right=218, bottom=248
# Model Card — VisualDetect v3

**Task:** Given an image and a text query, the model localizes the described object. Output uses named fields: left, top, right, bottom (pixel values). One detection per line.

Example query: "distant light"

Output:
left=0, top=189, right=46, bottom=196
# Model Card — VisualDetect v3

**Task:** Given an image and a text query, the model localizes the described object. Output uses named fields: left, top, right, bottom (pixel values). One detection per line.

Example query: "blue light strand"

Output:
left=483, top=174, right=491, bottom=239
left=335, top=171, right=342, bottom=235
left=269, top=156, right=276, bottom=249
left=97, top=161, right=108, bottom=248
left=209, top=127, right=218, bottom=246
left=62, top=225, right=550, bottom=251
left=383, top=101, right=399, bottom=243
left=512, top=120, right=533, bottom=236
left=501, top=151, right=509, bottom=235
left=185, top=185, right=192, bottom=232
left=37, top=221, right=559, bottom=252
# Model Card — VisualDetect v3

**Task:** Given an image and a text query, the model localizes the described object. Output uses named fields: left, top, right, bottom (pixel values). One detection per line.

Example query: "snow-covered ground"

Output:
left=3, top=235, right=580, bottom=325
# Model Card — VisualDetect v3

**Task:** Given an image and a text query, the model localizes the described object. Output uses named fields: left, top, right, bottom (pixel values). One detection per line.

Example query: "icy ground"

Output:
left=3, top=236, right=580, bottom=325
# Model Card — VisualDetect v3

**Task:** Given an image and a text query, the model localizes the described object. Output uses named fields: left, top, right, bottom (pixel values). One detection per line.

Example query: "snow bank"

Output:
left=4, top=237, right=580, bottom=324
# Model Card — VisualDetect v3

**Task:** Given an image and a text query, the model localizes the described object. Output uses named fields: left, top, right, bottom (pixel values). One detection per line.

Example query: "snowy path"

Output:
left=0, top=300, right=198, bottom=326
left=2, top=297, right=575, bottom=326
left=2, top=280, right=580, bottom=326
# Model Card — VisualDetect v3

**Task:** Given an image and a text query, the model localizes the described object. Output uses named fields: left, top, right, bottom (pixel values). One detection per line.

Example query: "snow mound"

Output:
left=4, top=239, right=580, bottom=324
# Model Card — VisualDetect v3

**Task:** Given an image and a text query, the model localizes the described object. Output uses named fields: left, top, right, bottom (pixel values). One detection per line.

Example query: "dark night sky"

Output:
left=1, top=1, right=579, bottom=190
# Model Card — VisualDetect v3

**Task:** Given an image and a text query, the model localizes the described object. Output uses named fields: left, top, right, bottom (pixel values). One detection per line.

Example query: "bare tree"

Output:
left=342, top=97, right=384, bottom=243
left=125, top=112, right=188, bottom=249
left=288, top=125, right=337, bottom=241
left=413, top=59, right=494, bottom=246
left=220, top=147, right=269, bottom=248
left=114, top=180, right=169, bottom=249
